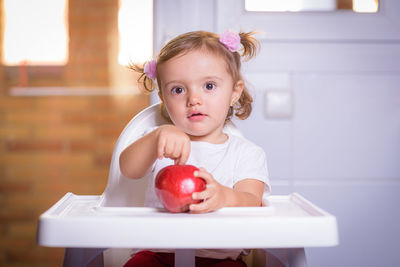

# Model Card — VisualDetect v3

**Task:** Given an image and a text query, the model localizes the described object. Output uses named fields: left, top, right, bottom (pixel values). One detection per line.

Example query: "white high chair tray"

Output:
left=37, top=193, right=338, bottom=249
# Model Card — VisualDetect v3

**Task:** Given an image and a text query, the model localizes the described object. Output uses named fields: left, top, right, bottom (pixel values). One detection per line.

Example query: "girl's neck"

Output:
left=188, top=132, right=228, bottom=144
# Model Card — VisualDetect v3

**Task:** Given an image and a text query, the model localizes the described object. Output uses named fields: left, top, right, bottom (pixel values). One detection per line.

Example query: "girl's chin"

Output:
left=186, top=130, right=226, bottom=143
left=185, top=131, right=209, bottom=140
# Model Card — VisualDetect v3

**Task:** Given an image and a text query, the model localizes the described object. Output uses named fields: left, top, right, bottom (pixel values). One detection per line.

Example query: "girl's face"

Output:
left=158, top=49, right=243, bottom=143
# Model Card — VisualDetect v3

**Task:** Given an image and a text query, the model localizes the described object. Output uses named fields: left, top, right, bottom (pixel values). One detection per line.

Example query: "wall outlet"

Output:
left=264, top=89, right=293, bottom=118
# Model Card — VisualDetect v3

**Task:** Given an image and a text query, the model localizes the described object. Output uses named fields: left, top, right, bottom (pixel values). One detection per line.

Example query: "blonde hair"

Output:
left=131, top=30, right=259, bottom=121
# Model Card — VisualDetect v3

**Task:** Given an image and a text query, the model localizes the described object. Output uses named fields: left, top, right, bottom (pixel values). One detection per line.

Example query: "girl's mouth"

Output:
left=188, top=112, right=206, bottom=121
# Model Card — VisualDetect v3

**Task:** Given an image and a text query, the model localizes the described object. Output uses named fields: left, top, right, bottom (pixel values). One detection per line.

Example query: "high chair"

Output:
left=37, top=103, right=338, bottom=267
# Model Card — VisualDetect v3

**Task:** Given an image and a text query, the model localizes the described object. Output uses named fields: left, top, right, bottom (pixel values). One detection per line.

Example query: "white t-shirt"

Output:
left=140, top=130, right=270, bottom=260
left=145, top=133, right=270, bottom=208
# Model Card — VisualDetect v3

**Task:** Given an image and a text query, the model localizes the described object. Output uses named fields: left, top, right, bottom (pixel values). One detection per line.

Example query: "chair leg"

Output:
left=264, top=248, right=308, bottom=267
left=63, top=247, right=106, bottom=267
left=287, top=248, right=308, bottom=267
left=265, top=249, right=288, bottom=267
left=174, top=249, right=195, bottom=267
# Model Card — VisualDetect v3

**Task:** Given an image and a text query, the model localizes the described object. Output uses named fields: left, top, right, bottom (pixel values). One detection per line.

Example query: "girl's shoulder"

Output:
left=228, top=134, right=262, bottom=149
left=227, top=134, right=266, bottom=157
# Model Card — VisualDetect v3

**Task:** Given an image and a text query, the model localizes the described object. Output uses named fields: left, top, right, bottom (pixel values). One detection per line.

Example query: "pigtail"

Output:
left=128, top=62, right=157, bottom=93
left=238, top=31, right=260, bottom=61
left=227, top=85, right=253, bottom=121
left=235, top=88, right=253, bottom=120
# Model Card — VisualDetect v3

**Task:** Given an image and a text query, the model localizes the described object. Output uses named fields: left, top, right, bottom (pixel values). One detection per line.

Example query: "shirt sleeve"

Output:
left=233, top=144, right=271, bottom=195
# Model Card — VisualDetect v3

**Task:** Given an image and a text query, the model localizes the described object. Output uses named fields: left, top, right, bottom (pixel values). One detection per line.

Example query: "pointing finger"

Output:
left=179, top=141, right=190, bottom=165
left=157, top=137, right=166, bottom=160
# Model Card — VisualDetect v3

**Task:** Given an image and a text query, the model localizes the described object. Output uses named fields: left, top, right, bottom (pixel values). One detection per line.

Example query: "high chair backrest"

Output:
left=101, top=103, right=244, bottom=207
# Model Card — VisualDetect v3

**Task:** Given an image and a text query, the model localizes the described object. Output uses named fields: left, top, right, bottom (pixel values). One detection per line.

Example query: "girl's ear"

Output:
left=231, top=80, right=244, bottom=106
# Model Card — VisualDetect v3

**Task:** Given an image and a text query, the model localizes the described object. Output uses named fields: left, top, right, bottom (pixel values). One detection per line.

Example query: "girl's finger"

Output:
left=157, top=137, right=166, bottom=159
left=179, top=140, right=190, bottom=165
left=165, top=140, right=176, bottom=159
left=192, top=187, right=212, bottom=200
left=171, top=140, right=182, bottom=158
left=174, top=141, right=185, bottom=165
left=189, top=200, right=210, bottom=213
left=194, top=168, right=213, bottom=183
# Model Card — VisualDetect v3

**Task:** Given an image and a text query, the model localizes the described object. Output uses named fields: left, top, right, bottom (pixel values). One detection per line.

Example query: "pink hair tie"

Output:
left=219, top=30, right=240, bottom=52
left=144, top=59, right=157, bottom=80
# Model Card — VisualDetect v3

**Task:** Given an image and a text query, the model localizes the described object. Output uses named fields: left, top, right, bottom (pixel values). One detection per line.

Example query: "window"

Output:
left=3, top=0, right=68, bottom=66
left=118, top=0, right=153, bottom=66
left=245, top=0, right=379, bottom=13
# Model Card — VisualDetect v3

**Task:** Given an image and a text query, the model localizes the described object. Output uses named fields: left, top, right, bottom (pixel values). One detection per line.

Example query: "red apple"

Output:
left=155, top=165, right=206, bottom=213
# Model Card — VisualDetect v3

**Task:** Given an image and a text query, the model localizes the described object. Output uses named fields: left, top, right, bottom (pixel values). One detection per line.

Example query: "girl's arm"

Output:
left=189, top=168, right=265, bottom=213
left=119, top=127, right=159, bottom=179
left=119, top=125, right=191, bottom=179
left=230, top=178, right=265, bottom=206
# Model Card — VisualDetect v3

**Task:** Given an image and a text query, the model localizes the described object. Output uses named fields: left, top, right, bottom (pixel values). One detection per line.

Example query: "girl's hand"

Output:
left=157, top=125, right=191, bottom=165
left=189, top=168, right=229, bottom=213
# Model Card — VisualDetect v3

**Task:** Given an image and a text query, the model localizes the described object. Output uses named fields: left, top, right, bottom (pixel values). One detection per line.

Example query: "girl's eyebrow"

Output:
left=203, top=76, right=223, bottom=82
left=163, top=76, right=223, bottom=87
left=163, top=80, right=183, bottom=88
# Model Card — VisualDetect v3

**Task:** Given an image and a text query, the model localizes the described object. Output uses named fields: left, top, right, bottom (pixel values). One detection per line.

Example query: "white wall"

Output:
left=154, top=1, right=400, bottom=266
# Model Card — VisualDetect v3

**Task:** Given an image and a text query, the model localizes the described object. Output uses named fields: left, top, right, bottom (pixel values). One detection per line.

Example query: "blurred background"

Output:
left=1, top=0, right=399, bottom=266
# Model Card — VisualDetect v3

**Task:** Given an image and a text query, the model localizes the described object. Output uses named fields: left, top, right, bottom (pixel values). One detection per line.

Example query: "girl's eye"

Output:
left=171, top=87, right=184, bottom=95
left=204, top=82, right=215, bottom=90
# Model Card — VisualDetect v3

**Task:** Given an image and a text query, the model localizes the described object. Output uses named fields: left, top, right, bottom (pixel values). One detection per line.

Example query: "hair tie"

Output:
left=219, top=30, right=240, bottom=52
left=144, top=59, right=157, bottom=80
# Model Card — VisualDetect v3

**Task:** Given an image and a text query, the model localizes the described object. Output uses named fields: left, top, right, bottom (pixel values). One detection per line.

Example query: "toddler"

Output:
left=120, top=30, right=270, bottom=267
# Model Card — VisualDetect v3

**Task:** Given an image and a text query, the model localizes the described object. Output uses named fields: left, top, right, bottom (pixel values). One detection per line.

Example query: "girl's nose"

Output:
left=187, top=90, right=202, bottom=106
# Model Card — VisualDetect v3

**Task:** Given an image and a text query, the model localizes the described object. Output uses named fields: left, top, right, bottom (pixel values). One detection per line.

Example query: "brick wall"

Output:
left=0, top=0, right=3, bottom=91
left=0, top=0, right=150, bottom=266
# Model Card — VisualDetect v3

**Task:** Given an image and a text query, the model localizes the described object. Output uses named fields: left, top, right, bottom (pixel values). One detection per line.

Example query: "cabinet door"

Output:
left=216, top=2, right=400, bottom=267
